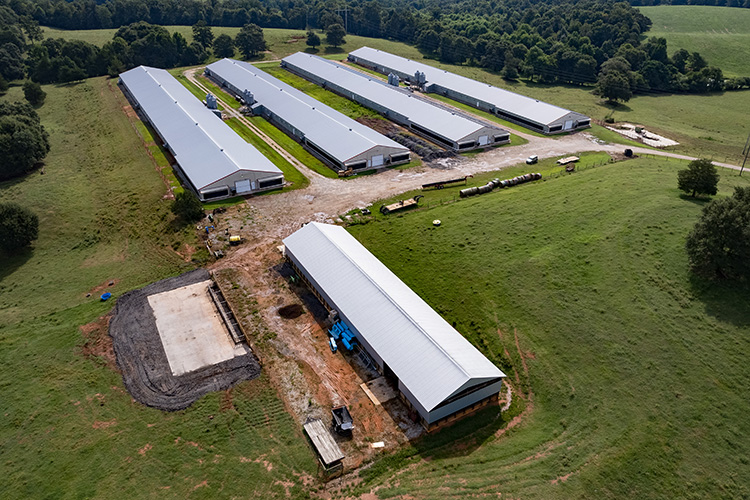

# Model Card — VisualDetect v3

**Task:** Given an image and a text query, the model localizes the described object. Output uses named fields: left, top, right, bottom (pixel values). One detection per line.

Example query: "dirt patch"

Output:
left=92, top=419, right=117, bottom=429
left=278, top=303, right=305, bottom=319
left=86, top=278, right=120, bottom=297
left=108, top=269, right=261, bottom=411
left=79, top=315, right=118, bottom=371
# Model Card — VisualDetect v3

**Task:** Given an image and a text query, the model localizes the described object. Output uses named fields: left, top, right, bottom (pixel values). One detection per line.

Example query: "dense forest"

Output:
left=1, top=0, right=749, bottom=100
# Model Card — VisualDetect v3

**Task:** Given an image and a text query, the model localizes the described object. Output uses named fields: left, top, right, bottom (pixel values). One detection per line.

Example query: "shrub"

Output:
left=0, top=202, right=39, bottom=253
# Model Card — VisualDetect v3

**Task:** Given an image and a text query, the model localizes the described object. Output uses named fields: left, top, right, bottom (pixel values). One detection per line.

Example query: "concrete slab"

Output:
left=147, top=280, right=249, bottom=376
left=362, top=377, right=398, bottom=405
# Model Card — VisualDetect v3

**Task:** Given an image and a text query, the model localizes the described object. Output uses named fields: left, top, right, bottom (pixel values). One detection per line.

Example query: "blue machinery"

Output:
left=328, top=320, right=356, bottom=352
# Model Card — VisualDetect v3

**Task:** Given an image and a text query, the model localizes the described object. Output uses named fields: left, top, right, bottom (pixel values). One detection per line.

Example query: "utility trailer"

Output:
left=380, top=195, right=423, bottom=215
left=332, top=405, right=353, bottom=435
left=421, top=175, right=472, bottom=190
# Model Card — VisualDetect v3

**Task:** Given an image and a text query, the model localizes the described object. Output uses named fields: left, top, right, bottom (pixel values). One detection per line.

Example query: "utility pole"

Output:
left=741, top=133, right=750, bottom=176
left=336, top=7, right=349, bottom=32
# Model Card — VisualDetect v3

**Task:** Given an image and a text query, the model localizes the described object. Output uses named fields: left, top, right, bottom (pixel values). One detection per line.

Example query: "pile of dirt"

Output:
left=108, top=269, right=261, bottom=411
left=356, top=117, right=399, bottom=136
left=387, top=131, right=455, bottom=161
left=278, top=304, right=305, bottom=319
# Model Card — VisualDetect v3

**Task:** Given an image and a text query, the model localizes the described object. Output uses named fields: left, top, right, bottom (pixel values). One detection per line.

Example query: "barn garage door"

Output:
left=479, top=135, right=489, bottom=146
left=564, top=120, right=574, bottom=130
left=235, top=179, right=252, bottom=194
left=371, top=155, right=384, bottom=167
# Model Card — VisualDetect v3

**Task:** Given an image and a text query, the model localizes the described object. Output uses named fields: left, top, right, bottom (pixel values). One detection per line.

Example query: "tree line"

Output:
left=2, top=0, right=746, bottom=96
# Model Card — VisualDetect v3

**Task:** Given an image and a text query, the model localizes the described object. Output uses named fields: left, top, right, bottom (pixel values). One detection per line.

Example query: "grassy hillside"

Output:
left=640, top=6, right=750, bottom=78
left=348, top=158, right=750, bottom=499
left=0, top=79, right=314, bottom=498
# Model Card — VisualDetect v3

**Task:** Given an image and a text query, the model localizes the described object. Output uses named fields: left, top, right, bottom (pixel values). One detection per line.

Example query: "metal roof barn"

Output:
left=281, top=52, right=509, bottom=152
left=283, top=223, right=506, bottom=427
left=119, top=66, right=283, bottom=201
left=205, top=59, right=410, bottom=173
left=349, top=47, right=591, bottom=135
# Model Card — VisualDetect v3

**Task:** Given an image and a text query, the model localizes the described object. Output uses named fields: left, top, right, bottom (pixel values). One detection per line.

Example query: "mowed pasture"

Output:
left=348, top=158, right=750, bottom=499
left=41, top=25, right=750, bottom=163
left=640, top=6, right=750, bottom=78
left=0, top=78, right=315, bottom=498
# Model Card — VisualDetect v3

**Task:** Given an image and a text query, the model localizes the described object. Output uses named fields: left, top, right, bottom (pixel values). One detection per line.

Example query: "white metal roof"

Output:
left=283, top=223, right=505, bottom=412
left=119, top=66, right=281, bottom=190
left=206, top=59, right=408, bottom=164
left=282, top=52, right=504, bottom=144
left=350, top=47, right=589, bottom=127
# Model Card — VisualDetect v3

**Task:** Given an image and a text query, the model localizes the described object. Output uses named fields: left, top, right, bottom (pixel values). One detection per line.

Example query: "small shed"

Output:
left=303, top=418, right=344, bottom=477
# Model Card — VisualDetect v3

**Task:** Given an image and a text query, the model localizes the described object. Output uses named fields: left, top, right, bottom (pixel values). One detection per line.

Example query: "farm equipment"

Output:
left=229, top=235, right=242, bottom=245
left=556, top=155, right=580, bottom=166
left=331, top=405, right=353, bottom=435
left=380, top=195, right=423, bottom=215
left=100, top=292, right=112, bottom=301
left=329, top=337, right=338, bottom=353
left=421, top=175, right=472, bottom=190
left=329, top=321, right=356, bottom=351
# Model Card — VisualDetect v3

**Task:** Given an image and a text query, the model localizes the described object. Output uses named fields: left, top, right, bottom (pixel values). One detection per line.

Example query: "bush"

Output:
left=677, top=158, right=719, bottom=198
left=0, top=202, right=39, bottom=253
left=23, top=81, right=46, bottom=106
left=171, top=191, right=204, bottom=223
left=686, top=186, right=750, bottom=281
left=0, top=101, right=50, bottom=180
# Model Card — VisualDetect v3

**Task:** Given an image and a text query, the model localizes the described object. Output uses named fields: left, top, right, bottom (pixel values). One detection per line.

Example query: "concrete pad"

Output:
left=148, top=280, right=249, bottom=376
left=362, top=377, right=398, bottom=405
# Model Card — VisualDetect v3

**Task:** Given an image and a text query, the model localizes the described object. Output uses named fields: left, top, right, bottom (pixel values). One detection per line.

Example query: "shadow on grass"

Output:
left=324, top=46, right=345, bottom=54
left=304, top=47, right=320, bottom=54
left=678, top=193, right=713, bottom=206
left=596, top=100, right=633, bottom=113
left=0, top=248, right=34, bottom=283
left=690, top=274, right=750, bottom=328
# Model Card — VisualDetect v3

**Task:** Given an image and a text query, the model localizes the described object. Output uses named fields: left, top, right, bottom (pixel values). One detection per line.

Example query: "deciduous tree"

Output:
left=0, top=102, right=50, bottom=180
left=325, top=23, right=346, bottom=47
left=686, top=186, right=750, bottom=280
left=213, top=34, right=234, bottom=58
left=0, top=203, right=39, bottom=253
left=306, top=30, right=320, bottom=50
left=677, top=159, right=719, bottom=198
left=235, top=23, right=266, bottom=59
left=192, top=20, right=214, bottom=48
left=171, top=191, right=204, bottom=223
left=23, top=81, right=46, bottom=106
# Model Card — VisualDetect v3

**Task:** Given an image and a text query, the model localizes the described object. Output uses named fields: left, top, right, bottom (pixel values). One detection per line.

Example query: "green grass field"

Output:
left=640, top=6, right=750, bottom=78
left=348, top=157, right=750, bottom=499
left=0, top=78, right=315, bottom=498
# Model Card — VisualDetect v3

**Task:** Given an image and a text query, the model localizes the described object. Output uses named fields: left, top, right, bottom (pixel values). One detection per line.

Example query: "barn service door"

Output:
left=564, top=120, right=574, bottom=130
left=371, top=155, right=384, bottom=167
left=479, top=135, right=489, bottom=146
left=235, top=179, right=252, bottom=194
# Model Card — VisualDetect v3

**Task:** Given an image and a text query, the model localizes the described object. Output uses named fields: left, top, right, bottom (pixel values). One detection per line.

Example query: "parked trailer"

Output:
left=556, top=156, right=580, bottom=166
left=421, top=175, right=473, bottom=190
left=332, top=405, right=353, bottom=435
left=380, top=195, right=424, bottom=214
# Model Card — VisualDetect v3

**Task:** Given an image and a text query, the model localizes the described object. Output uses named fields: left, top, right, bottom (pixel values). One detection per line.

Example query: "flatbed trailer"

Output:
left=421, top=175, right=472, bottom=190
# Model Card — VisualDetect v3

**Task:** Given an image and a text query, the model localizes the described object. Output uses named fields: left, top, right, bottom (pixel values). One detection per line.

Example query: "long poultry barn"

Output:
left=119, top=66, right=284, bottom=201
left=283, top=222, right=506, bottom=430
left=205, top=59, right=410, bottom=173
left=281, top=52, right=510, bottom=152
left=348, top=47, right=591, bottom=135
